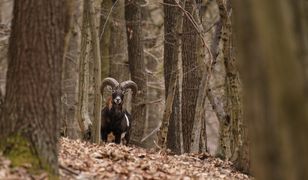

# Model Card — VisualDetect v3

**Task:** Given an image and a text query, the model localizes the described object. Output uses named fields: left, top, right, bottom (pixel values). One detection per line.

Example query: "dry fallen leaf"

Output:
left=59, top=138, right=251, bottom=180
left=0, top=138, right=251, bottom=180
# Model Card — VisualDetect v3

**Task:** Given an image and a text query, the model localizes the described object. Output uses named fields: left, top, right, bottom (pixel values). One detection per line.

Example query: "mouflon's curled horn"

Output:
left=101, top=77, right=119, bottom=95
left=120, top=80, right=138, bottom=96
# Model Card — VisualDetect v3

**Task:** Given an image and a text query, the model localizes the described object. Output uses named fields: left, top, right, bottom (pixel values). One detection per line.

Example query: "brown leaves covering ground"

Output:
left=59, top=138, right=250, bottom=180
left=0, top=155, right=48, bottom=180
left=0, top=138, right=251, bottom=179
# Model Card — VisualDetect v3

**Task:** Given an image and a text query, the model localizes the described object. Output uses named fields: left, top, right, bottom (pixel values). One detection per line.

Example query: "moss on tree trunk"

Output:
left=0, top=0, right=70, bottom=176
left=0, top=135, right=58, bottom=179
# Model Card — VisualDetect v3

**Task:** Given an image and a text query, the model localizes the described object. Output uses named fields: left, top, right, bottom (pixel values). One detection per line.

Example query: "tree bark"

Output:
left=109, top=0, right=129, bottom=82
left=164, top=0, right=183, bottom=154
left=157, top=75, right=177, bottom=149
left=125, top=0, right=147, bottom=146
left=99, top=0, right=112, bottom=80
left=86, top=0, right=102, bottom=143
left=216, top=0, right=249, bottom=172
left=189, top=0, right=209, bottom=154
left=109, top=0, right=131, bottom=111
left=76, top=0, right=92, bottom=140
left=62, top=0, right=82, bottom=139
left=234, top=0, right=308, bottom=179
left=181, top=0, right=202, bottom=153
left=0, top=0, right=70, bottom=174
left=216, top=0, right=233, bottom=160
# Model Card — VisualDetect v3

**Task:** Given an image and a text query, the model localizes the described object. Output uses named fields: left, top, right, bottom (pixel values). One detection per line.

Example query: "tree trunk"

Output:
left=125, top=0, right=147, bottom=146
left=189, top=0, right=210, bottom=154
left=0, top=0, right=13, bottom=25
left=181, top=0, right=202, bottom=153
left=86, top=0, right=102, bottom=143
left=216, top=0, right=249, bottom=172
left=109, top=0, right=131, bottom=111
left=76, top=0, right=92, bottom=140
left=157, top=75, right=177, bottom=149
left=0, top=0, right=70, bottom=174
left=99, top=0, right=112, bottom=80
left=109, top=0, right=129, bottom=81
left=164, top=0, right=183, bottom=154
left=234, top=0, right=308, bottom=179
left=216, top=0, right=233, bottom=160
left=62, top=0, right=82, bottom=139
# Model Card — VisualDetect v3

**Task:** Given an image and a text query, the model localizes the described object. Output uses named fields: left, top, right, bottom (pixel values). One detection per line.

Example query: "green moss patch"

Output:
left=0, top=134, right=58, bottom=179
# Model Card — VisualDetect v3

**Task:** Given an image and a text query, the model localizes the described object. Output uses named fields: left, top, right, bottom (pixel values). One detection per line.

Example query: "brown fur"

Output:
left=106, top=96, right=113, bottom=110
left=107, top=132, right=115, bottom=142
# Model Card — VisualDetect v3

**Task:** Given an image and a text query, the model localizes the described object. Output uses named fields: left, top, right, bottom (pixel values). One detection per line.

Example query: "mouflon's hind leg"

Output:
left=101, top=129, right=108, bottom=142
left=115, top=133, right=121, bottom=144
left=124, top=131, right=130, bottom=145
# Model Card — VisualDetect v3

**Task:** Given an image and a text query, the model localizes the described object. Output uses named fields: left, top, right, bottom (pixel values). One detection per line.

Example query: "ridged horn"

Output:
left=120, top=80, right=138, bottom=96
left=101, top=77, right=119, bottom=95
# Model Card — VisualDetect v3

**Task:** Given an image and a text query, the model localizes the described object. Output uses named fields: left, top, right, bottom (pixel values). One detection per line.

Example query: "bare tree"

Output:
left=109, top=0, right=132, bottom=113
left=109, top=0, right=129, bottom=82
left=76, top=0, right=92, bottom=139
left=189, top=0, right=209, bottom=154
left=234, top=0, right=308, bottom=178
left=157, top=74, right=177, bottom=149
left=62, top=0, right=82, bottom=139
left=216, top=0, right=249, bottom=172
left=99, top=0, right=112, bottom=79
left=125, top=0, right=147, bottom=146
left=181, top=0, right=202, bottom=153
left=0, top=0, right=70, bottom=174
left=86, top=0, right=102, bottom=143
left=163, top=0, right=183, bottom=154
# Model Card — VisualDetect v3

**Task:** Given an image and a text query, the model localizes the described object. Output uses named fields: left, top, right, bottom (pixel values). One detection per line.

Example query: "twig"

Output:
left=99, top=0, right=120, bottom=40
left=59, top=164, right=80, bottom=176
left=153, top=140, right=162, bottom=150
left=141, top=124, right=161, bottom=142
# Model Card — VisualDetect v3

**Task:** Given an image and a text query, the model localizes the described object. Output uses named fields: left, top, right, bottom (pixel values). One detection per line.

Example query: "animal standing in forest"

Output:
left=100, top=77, right=138, bottom=144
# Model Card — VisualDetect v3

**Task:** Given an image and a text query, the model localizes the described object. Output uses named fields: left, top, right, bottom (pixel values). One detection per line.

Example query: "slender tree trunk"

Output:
left=99, top=0, right=112, bottom=80
left=77, top=0, right=92, bottom=140
left=125, top=0, right=147, bottom=146
left=216, top=0, right=249, bottom=172
left=62, top=0, right=82, bottom=139
left=157, top=75, right=177, bottom=148
left=109, top=0, right=132, bottom=113
left=181, top=0, right=202, bottom=153
left=109, top=0, right=129, bottom=81
left=216, top=0, right=233, bottom=160
left=189, top=0, right=209, bottom=153
left=163, top=0, right=183, bottom=154
left=234, top=0, right=308, bottom=179
left=86, top=0, right=102, bottom=143
left=0, top=0, right=70, bottom=174
left=0, top=0, right=13, bottom=25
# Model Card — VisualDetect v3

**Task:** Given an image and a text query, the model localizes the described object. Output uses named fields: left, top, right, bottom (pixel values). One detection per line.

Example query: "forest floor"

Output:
left=0, top=138, right=251, bottom=180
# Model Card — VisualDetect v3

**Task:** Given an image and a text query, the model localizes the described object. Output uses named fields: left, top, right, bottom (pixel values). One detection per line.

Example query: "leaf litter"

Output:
left=0, top=138, right=251, bottom=179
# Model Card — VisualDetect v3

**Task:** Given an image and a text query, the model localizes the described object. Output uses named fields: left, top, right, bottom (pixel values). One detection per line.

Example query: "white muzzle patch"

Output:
left=114, top=96, right=122, bottom=104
